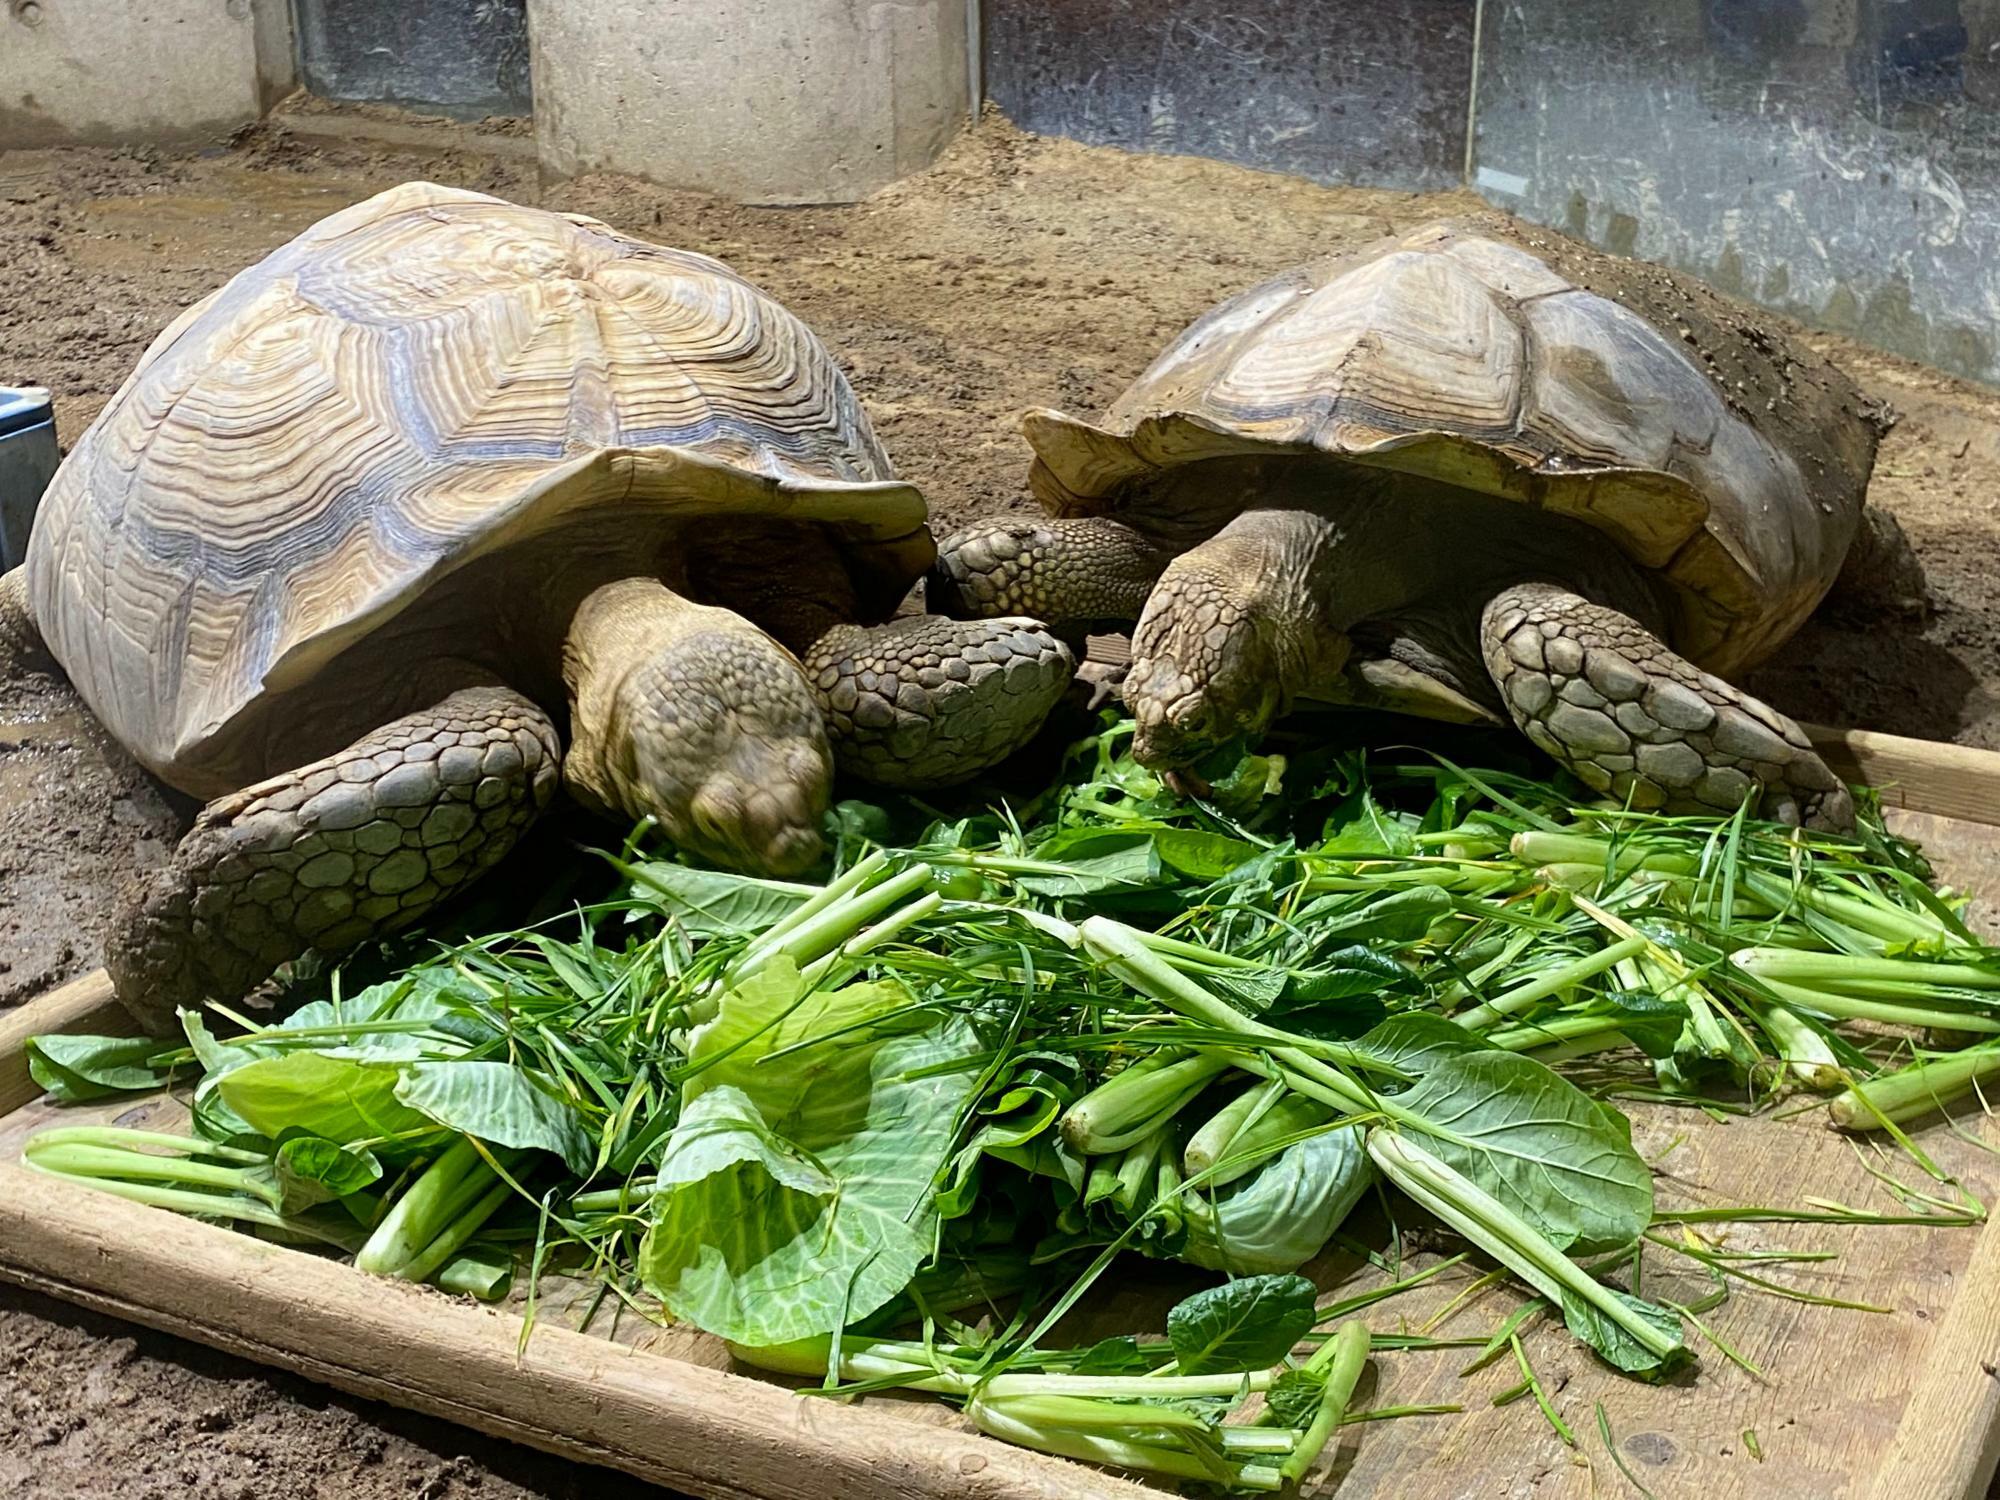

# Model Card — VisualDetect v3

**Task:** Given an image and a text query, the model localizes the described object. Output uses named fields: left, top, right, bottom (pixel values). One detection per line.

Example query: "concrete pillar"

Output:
left=0, top=0, right=294, bottom=147
left=528, top=0, right=970, bottom=205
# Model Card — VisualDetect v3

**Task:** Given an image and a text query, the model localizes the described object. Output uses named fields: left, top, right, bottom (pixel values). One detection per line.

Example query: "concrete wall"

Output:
left=0, top=0, right=294, bottom=147
left=987, top=0, right=2000, bottom=387
left=1472, top=0, right=2000, bottom=386
left=295, top=0, right=531, bottom=118
left=8, top=0, right=1995, bottom=387
left=528, top=0, right=971, bottom=205
left=985, top=0, right=1475, bottom=193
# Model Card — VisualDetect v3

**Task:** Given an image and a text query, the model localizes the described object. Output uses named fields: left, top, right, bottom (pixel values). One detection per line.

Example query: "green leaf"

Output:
left=25, top=1034, right=177, bottom=1101
left=1578, top=992, right=1691, bottom=1060
left=939, top=1081, right=1069, bottom=1218
left=1367, top=1128, right=1686, bottom=1380
left=182, top=1010, right=257, bottom=1076
left=1165, top=1272, right=1318, bottom=1375
left=654, top=1084, right=839, bottom=1197
left=1347, top=1013, right=1485, bottom=1077
left=623, top=860, right=815, bottom=937
left=1261, top=948, right=1409, bottom=1038
left=395, top=1061, right=594, bottom=1173
left=1320, top=790, right=1419, bottom=857
left=1301, top=885, right=1452, bottom=946
left=1199, top=966, right=1290, bottom=1010
left=1155, top=829, right=1257, bottom=881
left=1016, top=831, right=1163, bottom=897
left=639, top=960, right=985, bottom=1347
left=189, top=1080, right=265, bottom=1150
left=182, top=1010, right=280, bottom=1147
left=827, top=798, right=896, bottom=850
left=1069, top=1336, right=1160, bottom=1375
left=1284, top=946, right=1415, bottom=1002
left=1264, top=1367, right=1327, bottom=1428
left=1394, top=1050, right=1653, bottom=1252
left=1180, top=1125, right=1373, bottom=1275
left=1199, top=745, right=1284, bottom=819
left=1560, top=1284, right=1692, bottom=1378
left=270, top=1135, right=383, bottom=1212
left=218, top=1053, right=430, bottom=1146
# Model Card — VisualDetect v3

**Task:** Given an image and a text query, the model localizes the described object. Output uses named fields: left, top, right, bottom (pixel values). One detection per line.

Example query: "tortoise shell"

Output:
left=26, top=182, right=932, bottom=796
left=1021, top=219, right=1883, bottom=677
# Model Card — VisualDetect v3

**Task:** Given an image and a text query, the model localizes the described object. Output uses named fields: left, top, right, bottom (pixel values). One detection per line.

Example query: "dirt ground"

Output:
left=4, top=111, right=2000, bottom=1497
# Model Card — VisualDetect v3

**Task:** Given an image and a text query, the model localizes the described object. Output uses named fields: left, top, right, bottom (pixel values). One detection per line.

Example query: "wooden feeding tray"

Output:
left=5, top=723, right=2000, bottom=1499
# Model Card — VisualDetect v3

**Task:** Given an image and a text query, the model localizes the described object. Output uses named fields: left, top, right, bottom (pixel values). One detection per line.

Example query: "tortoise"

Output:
left=931, top=219, right=1888, bottom=828
left=0, top=181, right=1070, bottom=1033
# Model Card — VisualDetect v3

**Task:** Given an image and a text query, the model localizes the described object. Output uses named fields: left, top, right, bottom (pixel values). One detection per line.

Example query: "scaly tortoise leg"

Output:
left=805, top=616, right=1074, bottom=788
left=1480, top=583, right=1853, bottom=830
left=105, top=685, right=561, bottom=1034
left=930, top=515, right=1170, bottom=629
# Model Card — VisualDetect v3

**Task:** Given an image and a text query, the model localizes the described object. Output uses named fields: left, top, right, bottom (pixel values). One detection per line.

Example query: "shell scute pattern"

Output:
left=27, top=182, right=923, bottom=790
left=1024, top=219, right=1878, bottom=677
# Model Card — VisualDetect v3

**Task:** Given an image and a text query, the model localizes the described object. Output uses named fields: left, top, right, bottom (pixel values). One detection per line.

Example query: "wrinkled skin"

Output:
left=11, top=522, right=1076, bottom=1032
left=933, top=466, right=1854, bottom=832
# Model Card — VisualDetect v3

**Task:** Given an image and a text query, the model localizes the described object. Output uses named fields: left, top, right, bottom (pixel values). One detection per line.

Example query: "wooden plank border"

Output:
left=0, top=1162, right=1160, bottom=1500
left=1803, top=724, right=2000, bottom=827
left=1866, top=1206, right=2000, bottom=1500
left=0, top=968, right=124, bottom=1116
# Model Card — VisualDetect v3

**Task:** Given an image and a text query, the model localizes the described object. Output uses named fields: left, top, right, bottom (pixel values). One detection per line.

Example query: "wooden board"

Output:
left=6, top=728, right=2000, bottom=1499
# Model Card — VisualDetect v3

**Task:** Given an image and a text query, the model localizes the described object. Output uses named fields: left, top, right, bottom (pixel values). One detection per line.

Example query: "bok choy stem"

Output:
left=1283, top=1319, right=1371, bottom=1484
left=1366, top=1131, right=1686, bottom=1373
left=356, top=1138, right=522, bottom=1278
left=1831, top=1045, right=2000, bottom=1129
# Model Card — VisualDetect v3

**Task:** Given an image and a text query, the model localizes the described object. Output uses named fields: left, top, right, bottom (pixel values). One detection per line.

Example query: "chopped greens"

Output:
left=23, top=711, right=2000, bottom=1489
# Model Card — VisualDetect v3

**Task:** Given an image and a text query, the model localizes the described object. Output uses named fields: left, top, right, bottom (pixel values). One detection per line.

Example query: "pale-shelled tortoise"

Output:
left=932, top=219, right=1888, bottom=829
left=0, top=181, right=1069, bottom=1032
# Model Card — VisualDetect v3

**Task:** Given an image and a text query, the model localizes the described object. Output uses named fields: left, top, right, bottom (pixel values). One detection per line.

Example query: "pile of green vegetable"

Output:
left=24, top=714, right=2000, bottom=1489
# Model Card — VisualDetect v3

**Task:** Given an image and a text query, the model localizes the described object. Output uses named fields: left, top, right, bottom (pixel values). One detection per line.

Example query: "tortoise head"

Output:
left=1123, top=516, right=1353, bottom=778
left=562, top=578, right=830, bottom=877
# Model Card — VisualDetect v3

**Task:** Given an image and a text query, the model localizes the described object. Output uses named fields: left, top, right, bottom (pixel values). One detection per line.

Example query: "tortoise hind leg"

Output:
left=105, top=685, right=560, bottom=1034
left=804, top=616, right=1073, bottom=788
left=1480, top=583, right=1853, bottom=830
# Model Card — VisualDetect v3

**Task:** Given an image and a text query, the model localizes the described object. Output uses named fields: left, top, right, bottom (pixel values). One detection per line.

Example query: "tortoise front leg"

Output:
left=1480, top=583, right=1853, bottom=830
left=804, top=616, right=1073, bottom=788
left=105, top=686, right=560, bottom=1034
left=930, top=515, right=1169, bottom=631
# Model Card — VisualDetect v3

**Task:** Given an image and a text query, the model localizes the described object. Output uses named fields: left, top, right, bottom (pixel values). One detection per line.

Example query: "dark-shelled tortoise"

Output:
left=932, top=219, right=1888, bottom=829
left=0, top=181, right=1069, bottom=1031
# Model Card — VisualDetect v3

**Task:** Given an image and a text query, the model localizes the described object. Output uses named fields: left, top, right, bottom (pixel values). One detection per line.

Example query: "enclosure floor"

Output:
left=5, top=113, right=2000, bottom=1498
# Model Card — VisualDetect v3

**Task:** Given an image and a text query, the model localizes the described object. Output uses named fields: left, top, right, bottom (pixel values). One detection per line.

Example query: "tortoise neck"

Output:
left=557, top=577, right=695, bottom=823
left=679, top=520, right=858, bottom=656
left=1241, top=463, right=1672, bottom=636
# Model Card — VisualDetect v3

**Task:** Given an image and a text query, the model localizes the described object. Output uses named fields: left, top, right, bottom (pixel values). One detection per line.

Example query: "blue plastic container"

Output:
left=0, top=386, right=58, bottom=572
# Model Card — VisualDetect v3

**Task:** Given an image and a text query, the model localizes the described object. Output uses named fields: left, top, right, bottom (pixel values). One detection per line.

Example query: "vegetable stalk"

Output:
left=1366, top=1130, right=1687, bottom=1376
left=356, top=1138, right=521, bottom=1279
left=1830, top=1044, right=2000, bottom=1130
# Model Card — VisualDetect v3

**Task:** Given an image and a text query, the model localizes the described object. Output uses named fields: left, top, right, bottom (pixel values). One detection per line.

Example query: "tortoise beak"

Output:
left=679, top=751, right=828, bottom=878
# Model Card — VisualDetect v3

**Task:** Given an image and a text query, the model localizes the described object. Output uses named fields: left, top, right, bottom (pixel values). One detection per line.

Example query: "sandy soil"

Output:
left=4, top=111, right=2000, bottom=1497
